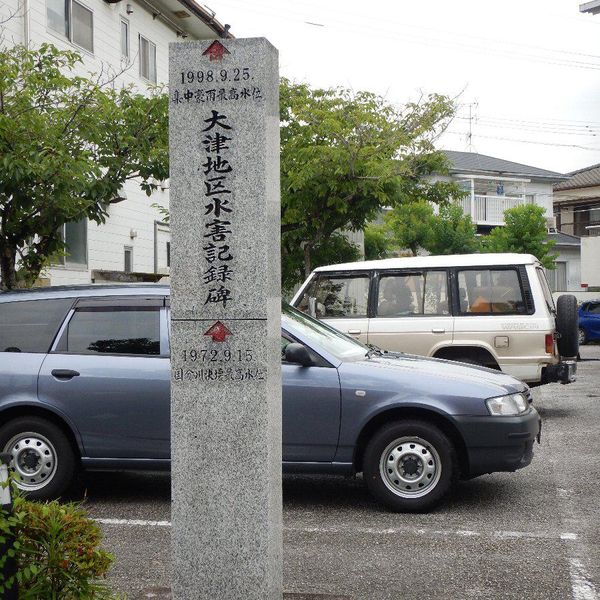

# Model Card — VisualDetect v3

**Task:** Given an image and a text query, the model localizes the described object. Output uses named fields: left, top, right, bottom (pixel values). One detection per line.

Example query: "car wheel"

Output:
left=556, top=295, right=579, bottom=358
left=578, top=328, right=588, bottom=346
left=0, top=417, right=77, bottom=500
left=363, top=420, right=458, bottom=512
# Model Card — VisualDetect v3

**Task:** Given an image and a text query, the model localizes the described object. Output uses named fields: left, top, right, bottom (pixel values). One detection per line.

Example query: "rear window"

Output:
left=62, top=307, right=160, bottom=355
left=0, top=298, right=72, bottom=353
left=458, top=269, right=526, bottom=314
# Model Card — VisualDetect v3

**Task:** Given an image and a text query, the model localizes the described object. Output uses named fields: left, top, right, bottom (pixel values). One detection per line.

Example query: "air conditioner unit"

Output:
left=546, top=217, right=557, bottom=231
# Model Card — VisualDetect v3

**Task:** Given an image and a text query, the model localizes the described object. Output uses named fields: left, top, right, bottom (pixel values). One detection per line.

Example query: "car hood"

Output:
left=343, top=352, right=526, bottom=399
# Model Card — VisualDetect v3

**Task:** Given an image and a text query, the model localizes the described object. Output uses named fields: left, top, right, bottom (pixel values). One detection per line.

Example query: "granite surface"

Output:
left=169, top=38, right=282, bottom=600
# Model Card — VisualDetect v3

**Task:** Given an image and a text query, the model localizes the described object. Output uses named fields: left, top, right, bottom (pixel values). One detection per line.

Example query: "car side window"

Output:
left=458, top=269, right=526, bottom=314
left=589, top=303, right=600, bottom=315
left=376, top=271, right=449, bottom=317
left=59, top=307, right=161, bottom=355
left=0, top=298, right=73, bottom=353
left=297, top=275, right=370, bottom=318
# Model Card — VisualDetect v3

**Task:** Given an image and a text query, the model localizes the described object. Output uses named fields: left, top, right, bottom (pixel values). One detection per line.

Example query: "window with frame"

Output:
left=0, top=299, right=73, bottom=353
left=587, top=303, right=600, bottom=315
left=297, top=275, right=370, bottom=318
left=458, top=269, right=526, bottom=314
left=63, top=308, right=160, bottom=355
left=139, top=35, right=157, bottom=83
left=47, top=0, right=93, bottom=53
left=124, top=246, right=133, bottom=274
left=55, top=219, right=87, bottom=267
left=120, top=18, right=129, bottom=59
left=376, top=271, right=449, bottom=317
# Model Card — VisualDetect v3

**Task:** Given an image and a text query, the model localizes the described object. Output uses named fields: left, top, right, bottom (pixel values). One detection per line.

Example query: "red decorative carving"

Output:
left=204, top=321, right=232, bottom=342
left=202, top=41, right=230, bottom=62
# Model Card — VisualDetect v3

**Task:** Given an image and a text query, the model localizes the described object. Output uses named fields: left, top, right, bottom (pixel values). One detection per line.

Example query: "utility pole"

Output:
left=465, top=102, right=478, bottom=152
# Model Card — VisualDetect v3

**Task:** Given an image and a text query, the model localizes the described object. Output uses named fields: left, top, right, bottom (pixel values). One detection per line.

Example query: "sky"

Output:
left=208, top=0, right=600, bottom=175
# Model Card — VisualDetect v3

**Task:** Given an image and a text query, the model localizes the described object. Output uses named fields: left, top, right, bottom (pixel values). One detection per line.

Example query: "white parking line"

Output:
left=94, top=517, right=578, bottom=543
left=535, top=384, right=599, bottom=600
left=569, top=558, right=598, bottom=600
left=95, top=518, right=171, bottom=527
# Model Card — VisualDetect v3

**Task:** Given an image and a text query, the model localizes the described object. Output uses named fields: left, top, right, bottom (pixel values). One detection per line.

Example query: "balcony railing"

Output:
left=459, top=195, right=527, bottom=226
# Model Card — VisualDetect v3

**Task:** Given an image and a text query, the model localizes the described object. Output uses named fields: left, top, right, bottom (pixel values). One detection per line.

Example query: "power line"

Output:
left=454, top=117, right=600, bottom=137
left=219, top=0, right=600, bottom=71
left=445, top=130, right=600, bottom=151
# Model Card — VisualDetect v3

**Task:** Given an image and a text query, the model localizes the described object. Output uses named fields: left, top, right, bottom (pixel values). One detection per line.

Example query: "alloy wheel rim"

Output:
left=4, top=432, right=58, bottom=491
left=379, top=436, right=442, bottom=499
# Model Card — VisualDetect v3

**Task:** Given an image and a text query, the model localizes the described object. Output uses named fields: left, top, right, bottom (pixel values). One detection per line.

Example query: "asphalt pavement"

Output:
left=83, top=344, right=600, bottom=600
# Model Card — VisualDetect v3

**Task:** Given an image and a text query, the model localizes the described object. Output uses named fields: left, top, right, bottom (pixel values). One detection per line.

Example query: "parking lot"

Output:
left=83, top=344, right=600, bottom=600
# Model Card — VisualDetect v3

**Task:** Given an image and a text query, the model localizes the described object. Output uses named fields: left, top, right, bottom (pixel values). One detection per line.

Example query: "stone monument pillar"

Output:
left=169, top=39, right=281, bottom=600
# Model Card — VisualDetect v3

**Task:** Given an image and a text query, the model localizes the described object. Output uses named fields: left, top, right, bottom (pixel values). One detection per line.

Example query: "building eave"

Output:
left=176, top=0, right=234, bottom=38
left=449, top=167, right=568, bottom=183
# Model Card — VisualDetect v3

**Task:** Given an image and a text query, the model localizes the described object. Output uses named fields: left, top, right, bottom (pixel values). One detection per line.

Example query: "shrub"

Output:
left=0, top=490, right=118, bottom=599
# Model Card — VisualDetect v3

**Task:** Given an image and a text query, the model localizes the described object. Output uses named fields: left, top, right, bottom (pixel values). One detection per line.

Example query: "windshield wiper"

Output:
left=366, top=344, right=386, bottom=358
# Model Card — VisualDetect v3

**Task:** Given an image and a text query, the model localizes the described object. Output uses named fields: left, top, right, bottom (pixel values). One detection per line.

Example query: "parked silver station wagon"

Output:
left=0, top=285, right=542, bottom=511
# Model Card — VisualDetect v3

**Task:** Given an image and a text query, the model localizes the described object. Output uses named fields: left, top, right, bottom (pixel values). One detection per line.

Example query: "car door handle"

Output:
left=431, top=328, right=445, bottom=334
left=347, top=329, right=361, bottom=335
left=51, top=369, right=80, bottom=380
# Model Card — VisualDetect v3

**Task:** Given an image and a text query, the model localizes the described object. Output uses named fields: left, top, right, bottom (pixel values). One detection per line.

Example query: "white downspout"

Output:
left=23, top=0, right=30, bottom=48
left=470, top=178, right=475, bottom=222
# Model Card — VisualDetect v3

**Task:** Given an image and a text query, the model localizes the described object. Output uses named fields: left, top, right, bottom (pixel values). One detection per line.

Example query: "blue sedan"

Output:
left=578, top=300, right=600, bottom=344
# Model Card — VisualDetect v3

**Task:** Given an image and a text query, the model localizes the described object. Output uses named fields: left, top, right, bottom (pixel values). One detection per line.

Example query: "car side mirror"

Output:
left=284, top=343, right=313, bottom=367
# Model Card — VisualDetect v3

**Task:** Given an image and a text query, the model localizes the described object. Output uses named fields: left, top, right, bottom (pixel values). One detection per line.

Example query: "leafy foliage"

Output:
left=0, top=43, right=168, bottom=289
left=482, top=204, right=557, bottom=268
left=0, top=489, right=118, bottom=599
left=282, top=231, right=360, bottom=296
left=364, top=223, right=393, bottom=260
left=280, top=78, right=457, bottom=283
left=384, top=201, right=435, bottom=256
left=423, top=202, right=479, bottom=256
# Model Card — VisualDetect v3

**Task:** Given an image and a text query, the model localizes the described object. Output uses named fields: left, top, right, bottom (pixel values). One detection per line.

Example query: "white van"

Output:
left=291, top=253, right=578, bottom=385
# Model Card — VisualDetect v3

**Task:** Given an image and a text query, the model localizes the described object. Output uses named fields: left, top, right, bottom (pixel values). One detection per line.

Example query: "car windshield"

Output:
left=282, top=303, right=367, bottom=361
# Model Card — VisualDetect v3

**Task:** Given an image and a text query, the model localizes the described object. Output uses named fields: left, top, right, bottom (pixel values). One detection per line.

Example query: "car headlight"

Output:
left=486, top=393, right=529, bottom=416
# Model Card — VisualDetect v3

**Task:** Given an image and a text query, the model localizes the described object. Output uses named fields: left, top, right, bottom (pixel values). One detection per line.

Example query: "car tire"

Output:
left=363, top=420, right=458, bottom=512
left=0, top=417, right=77, bottom=500
left=578, top=328, right=588, bottom=346
left=556, top=295, right=579, bottom=358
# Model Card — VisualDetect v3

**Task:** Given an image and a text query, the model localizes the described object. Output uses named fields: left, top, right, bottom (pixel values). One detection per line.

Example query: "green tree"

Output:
left=384, top=201, right=434, bottom=256
left=280, top=79, right=457, bottom=284
left=0, top=43, right=168, bottom=289
left=423, top=202, right=479, bottom=255
left=483, top=204, right=557, bottom=268
left=364, top=223, right=393, bottom=260
left=282, top=231, right=360, bottom=296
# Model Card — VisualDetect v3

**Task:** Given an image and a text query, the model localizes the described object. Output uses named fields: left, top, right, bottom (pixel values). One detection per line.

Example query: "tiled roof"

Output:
left=554, top=163, right=600, bottom=191
left=442, top=150, right=567, bottom=181
left=547, top=231, right=581, bottom=246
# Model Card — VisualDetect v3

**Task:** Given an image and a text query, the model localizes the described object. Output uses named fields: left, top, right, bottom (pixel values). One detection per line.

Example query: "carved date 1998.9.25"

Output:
left=180, top=68, right=252, bottom=84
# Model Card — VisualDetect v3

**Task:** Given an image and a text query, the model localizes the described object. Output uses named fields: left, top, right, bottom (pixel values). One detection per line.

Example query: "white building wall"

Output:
left=581, top=237, right=600, bottom=288
left=0, top=0, right=219, bottom=285
left=552, top=246, right=581, bottom=292
left=0, top=1, right=24, bottom=44
left=524, top=181, right=554, bottom=218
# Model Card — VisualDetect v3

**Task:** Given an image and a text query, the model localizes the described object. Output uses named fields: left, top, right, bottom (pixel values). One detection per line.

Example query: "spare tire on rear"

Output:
left=556, top=294, right=579, bottom=358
